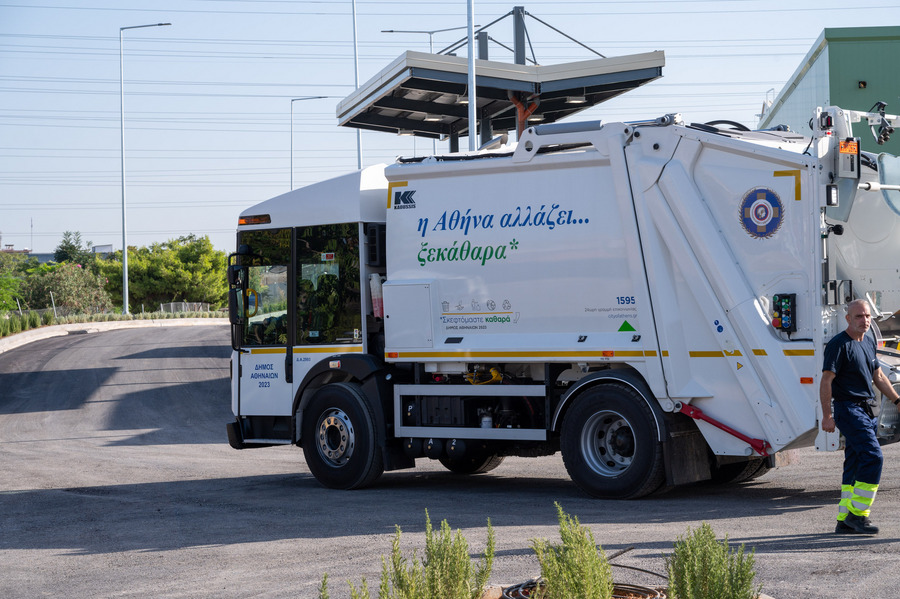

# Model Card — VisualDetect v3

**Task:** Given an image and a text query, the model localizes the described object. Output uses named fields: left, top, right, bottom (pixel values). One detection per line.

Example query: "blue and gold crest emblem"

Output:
left=740, top=188, right=783, bottom=239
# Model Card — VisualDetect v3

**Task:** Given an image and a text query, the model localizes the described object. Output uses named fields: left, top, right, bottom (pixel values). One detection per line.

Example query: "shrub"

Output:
left=9, top=314, right=21, bottom=334
left=20, top=262, right=113, bottom=314
left=321, top=511, right=495, bottom=599
left=666, top=523, right=761, bottom=599
left=41, top=311, right=54, bottom=326
left=28, top=311, right=41, bottom=329
left=531, top=503, right=613, bottom=599
left=0, top=317, right=9, bottom=337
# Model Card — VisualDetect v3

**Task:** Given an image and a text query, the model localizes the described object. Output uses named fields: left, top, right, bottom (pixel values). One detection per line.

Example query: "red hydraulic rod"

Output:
left=677, top=402, right=772, bottom=457
left=509, top=93, right=539, bottom=138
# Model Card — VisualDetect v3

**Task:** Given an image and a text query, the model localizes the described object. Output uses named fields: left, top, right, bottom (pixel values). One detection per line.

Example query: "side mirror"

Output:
left=227, top=264, right=247, bottom=287
left=228, top=287, right=245, bottom=326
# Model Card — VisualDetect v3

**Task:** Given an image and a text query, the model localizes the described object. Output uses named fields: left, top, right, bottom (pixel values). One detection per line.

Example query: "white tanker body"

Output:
left=226, top=106, right=900, bottom=498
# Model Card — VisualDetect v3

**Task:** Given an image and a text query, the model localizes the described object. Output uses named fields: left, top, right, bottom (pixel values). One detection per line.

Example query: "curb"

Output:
left=0, top=318, right=229, bottom=355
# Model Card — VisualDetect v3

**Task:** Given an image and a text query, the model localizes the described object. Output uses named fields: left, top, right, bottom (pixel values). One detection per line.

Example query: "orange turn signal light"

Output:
left=238, top=214, right=271, bottom=226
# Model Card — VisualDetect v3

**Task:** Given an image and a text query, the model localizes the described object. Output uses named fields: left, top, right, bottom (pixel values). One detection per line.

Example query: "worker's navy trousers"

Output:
left=833, top=400, right=883, bottom=486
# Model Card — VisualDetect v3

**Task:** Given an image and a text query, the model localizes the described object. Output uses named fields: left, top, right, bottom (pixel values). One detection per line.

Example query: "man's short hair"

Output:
left=846, top=298, right=868, bottom=313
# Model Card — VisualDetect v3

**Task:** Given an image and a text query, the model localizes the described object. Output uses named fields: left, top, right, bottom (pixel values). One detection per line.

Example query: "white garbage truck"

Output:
left=226, top=105, right=900, bottom=498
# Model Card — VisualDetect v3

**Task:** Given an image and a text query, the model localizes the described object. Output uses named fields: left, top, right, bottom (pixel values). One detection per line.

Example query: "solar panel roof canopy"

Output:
left=336, top=50, right=665, bottom=141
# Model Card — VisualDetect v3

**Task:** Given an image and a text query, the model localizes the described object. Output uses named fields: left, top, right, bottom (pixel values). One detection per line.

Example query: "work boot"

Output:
left=842, top=513, right=879, bottom=534
left=834, top=519, right=855, bottom=534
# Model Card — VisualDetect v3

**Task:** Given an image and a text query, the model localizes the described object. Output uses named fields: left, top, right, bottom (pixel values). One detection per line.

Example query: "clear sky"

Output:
left=1, top=0, right=897, bottom=254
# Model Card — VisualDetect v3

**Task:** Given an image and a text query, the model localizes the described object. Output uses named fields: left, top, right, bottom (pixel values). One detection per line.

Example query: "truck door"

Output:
left=292, top=222, right=365, bottom=370
left=234, top=228, right=293, bottom=417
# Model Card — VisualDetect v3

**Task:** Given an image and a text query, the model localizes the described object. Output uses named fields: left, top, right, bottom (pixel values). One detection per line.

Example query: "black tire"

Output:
left=439, top=452, right=505, bottom=475
left=300, top=382, right=384, bottom=490
left=560, top=383, right=665, bottom=499
left=710, top=457, right=772, bottom=484
left=744, top=459, right=772, bottom=481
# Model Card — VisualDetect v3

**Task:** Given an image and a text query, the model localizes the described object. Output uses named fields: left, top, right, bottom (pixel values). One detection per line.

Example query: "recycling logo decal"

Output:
left=740, top=188, right=783, bottom=239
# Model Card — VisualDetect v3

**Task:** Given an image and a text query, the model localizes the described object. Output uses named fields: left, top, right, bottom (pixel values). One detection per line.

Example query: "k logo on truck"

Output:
left=394, top=189, right=416, bottom=209
left=387, top=181, right=416, bottom=209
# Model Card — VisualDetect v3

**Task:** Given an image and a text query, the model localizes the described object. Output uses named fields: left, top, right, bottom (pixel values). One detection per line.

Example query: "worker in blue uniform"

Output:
left=820, top=299, right=900, bottom=535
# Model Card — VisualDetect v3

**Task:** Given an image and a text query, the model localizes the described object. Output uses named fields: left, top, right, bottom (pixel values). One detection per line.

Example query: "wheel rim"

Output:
left=315, top=408, right=355, bottom=467
left=579, top=410, right=635, bottom=476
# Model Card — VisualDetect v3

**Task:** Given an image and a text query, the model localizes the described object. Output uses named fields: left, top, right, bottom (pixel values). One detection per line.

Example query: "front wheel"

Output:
left=560, top=383, right=665, bottom=499
left=301, top=382, right=384, bottom=490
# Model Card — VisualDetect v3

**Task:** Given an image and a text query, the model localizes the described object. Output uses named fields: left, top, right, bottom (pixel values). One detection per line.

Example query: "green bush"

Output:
left=666, top=523, right=761, bottom=599
left=531, top=503, right=613, bottom=599
left=0, top=308, right=221, bottom=338
left=20, top=262, right=113, bottom=314
left=321, top=511, right=495, bottom=599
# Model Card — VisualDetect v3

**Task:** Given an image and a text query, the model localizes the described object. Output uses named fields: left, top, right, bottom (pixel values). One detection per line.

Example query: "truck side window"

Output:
left=296, top=223, right=362, bottom=345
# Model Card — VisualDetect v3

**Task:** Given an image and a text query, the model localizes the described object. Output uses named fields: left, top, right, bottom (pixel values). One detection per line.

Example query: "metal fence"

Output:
left=158, top=302, right=211, bottom=313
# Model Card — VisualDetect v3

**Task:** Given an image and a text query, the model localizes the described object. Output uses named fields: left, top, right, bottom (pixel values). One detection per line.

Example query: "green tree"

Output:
left=0, top=275, right=20, bottom=312
left=100, top=235, right=227, bottom=312
left=20, top=262, right=113, bottom=314
left=54, top=231, right=97, bottom=271
left=0, top=252, right=37, bottom=312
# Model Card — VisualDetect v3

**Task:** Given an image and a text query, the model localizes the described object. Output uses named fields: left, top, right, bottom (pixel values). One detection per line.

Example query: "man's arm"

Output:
left=874, top=367, right=900, bottom=405
left=821, top=370, right=836, bottom=432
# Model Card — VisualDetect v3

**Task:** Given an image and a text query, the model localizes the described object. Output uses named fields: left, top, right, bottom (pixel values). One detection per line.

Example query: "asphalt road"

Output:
left=2, top=324, right=899, bottom=598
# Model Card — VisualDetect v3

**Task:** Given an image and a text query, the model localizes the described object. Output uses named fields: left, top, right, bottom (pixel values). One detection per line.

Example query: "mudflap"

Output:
left=663, top=413, right=712, bottom=486
left=227, top=420, right=245, bottom=449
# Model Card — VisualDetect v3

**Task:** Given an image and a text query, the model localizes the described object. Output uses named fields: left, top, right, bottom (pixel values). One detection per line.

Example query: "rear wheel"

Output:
left=301, top=382, right=384, bottom=490
left=439, top=451, right=505, bottom=475
left=561, top=383, right=665, bottom=499
left=711, top=458, right=771, bottom=484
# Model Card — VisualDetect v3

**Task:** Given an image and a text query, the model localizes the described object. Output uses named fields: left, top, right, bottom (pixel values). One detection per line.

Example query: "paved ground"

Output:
left=2, top=324, right=899, bottom=598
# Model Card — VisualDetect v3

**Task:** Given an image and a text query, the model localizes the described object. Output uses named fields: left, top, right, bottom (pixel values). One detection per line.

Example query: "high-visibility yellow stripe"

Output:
left=774, top=169, right=802, bottom=201
left=837, top=484, right=853, bottom=521
left=386, top=347, right=812, bottom=360
left=688, top=350, right=746, bottom=357
left=783, top=349, right=815, bottom=356
left=387, top=350, right=645, bottom=360
left=249, top=345, right=363, bottom=355
left=294, top=345, right=363, bottom=354
left=855, top=481, right=879, bottom=493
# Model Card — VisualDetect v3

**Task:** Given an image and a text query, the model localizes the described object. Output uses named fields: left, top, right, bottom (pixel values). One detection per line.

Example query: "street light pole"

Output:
left=351, top=0, right=362, bottom=170
left=381, top=25, right=478, bottom=155
left=467, top=0, right=477, bottom=152
left=291, top=96, right=328, bottom=190
left=120, top=22, right=170, bottom=315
